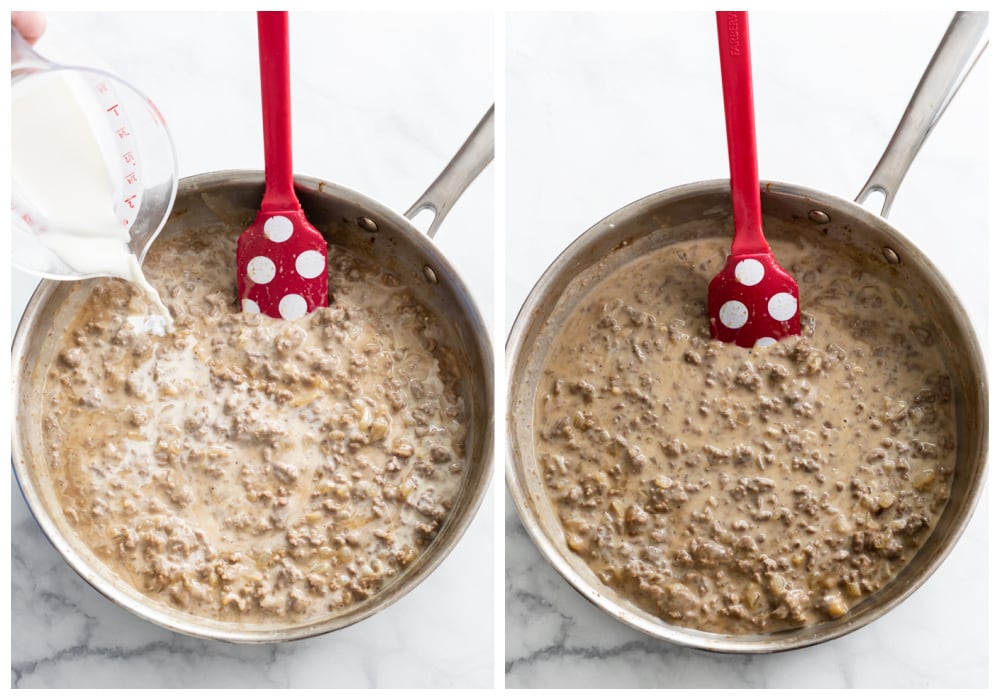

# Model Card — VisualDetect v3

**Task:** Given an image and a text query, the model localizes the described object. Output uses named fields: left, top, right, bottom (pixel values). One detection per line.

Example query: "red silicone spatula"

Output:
left=708, top=11, right=799, bottom=348
left=237, top=11, right=328, bottom=320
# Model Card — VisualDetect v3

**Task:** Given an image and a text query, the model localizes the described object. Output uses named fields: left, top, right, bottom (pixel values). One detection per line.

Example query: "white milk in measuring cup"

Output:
left=11, top=48, right=178, bottom=333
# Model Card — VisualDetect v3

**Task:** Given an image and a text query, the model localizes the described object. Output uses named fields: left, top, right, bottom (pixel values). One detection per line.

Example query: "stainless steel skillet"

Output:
left=12, top=108, right=494, bottom=643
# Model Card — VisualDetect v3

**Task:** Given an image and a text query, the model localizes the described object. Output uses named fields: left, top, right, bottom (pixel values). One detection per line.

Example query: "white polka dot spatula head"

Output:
left=237, top=11, right=328, bottom=320
left=708, top=12, right=799, bottom=349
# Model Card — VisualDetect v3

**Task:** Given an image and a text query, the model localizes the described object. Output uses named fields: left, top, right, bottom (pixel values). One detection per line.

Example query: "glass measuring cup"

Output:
left=10, top=27, right=178, bottom=281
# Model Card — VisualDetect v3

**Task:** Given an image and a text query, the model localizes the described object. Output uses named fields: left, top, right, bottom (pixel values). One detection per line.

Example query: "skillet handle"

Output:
left=856, top=11, right=988, bottom=218
left=405, top=105, right=494, bottom=239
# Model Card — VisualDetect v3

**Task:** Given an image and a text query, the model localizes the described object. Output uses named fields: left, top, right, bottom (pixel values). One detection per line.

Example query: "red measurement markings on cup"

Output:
left=91, top=74, right=143, bottom=225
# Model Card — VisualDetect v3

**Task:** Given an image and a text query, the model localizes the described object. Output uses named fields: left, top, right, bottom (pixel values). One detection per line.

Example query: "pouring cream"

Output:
left=12, top=71, right=172, bottom=332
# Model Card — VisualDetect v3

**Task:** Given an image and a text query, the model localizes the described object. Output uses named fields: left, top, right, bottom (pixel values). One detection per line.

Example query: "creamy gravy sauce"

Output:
left=40, top=226, right=468, bottom=622
left=534, top=236, right=954, bottom=634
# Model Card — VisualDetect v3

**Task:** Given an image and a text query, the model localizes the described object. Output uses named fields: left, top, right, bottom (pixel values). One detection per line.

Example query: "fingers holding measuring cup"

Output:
left=11, top=11, right=46, bottom=45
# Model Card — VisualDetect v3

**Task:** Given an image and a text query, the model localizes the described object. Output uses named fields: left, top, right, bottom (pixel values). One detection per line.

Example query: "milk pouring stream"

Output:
left=12, top=71, right=172, bottom=332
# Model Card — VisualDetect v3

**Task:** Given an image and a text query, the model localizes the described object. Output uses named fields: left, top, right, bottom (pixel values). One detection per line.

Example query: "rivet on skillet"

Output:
left=882, top=247, right=901, bottom=264
left=423, top=266, right=438, bottom=284
left=358, top=216, right=379, bottom=232
left=808, top=209, right=830, bottom=224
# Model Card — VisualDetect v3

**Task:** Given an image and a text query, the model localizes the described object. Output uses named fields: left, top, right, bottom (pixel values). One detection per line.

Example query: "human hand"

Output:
left=11, top=11, right=45, bottom=45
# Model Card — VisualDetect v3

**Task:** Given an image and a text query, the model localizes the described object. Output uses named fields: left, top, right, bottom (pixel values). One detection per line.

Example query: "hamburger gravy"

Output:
left=533, top=235, right=955, bottom=634
left=38, top=225, right=469, bottom=622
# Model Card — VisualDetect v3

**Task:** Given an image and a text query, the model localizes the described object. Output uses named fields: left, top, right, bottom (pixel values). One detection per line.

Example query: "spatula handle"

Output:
left=716, top=11, right=769, bottom=257
left=257, top=11, right=300, bottom=211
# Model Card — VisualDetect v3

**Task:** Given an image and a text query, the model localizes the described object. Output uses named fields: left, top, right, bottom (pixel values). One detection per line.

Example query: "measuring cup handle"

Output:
left=11, top=26, right=49, bottom=73
left=856, top=11, right=988, bottom=218
left=404, top=105, right=494, bottom=240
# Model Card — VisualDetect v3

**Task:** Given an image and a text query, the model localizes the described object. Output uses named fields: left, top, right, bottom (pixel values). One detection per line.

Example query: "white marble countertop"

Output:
left=505, top=12, right=988, bottom=688
left=10, top=11, right=494, bottom=689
